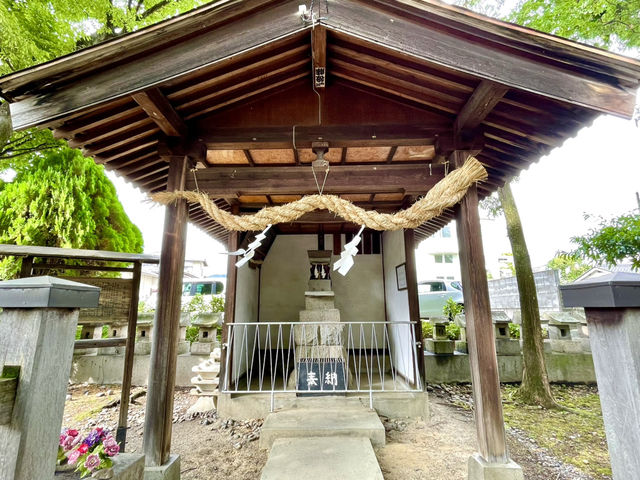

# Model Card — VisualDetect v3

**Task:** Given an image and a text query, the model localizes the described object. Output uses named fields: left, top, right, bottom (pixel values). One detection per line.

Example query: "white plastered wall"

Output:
left=259, top=235, right=385, bottom=348
left=382, top=229, right=415, bottom=384
left=231, top=263, right=260, bottom=380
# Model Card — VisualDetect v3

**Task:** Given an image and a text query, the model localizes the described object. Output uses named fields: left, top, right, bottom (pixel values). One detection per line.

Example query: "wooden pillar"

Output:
left=219, top=230, right=239, bottom=390
left=403, top=229, right=425, bottom=385
left=19, top=256, right=33, bottom=278
left=143, top=157, right=189, bottom=467
left=117, top=260, right=142, bottom=450
left=453, top=151, right=508, bottom=463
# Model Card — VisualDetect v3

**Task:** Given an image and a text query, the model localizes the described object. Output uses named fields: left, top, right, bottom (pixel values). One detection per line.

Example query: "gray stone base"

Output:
left=261, top=436, right=383, bottom=480
left=455, top=340, right=468, bottom=353
left=468, top=453, right=524, bottom=480
left=144, top=455, right=180, bottom=480
left=186, top=395, right=216, bottom=415
left=425, top=338, right=455, bottom=355
left=54, top=454, right=144, bottom=480
left=495, top=339, right=521, bottom=356
left=190, top=342, right=215, bottom=355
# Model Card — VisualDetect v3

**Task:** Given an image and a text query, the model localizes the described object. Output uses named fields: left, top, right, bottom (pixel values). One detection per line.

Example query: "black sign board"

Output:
left=297, top=359, right=347, bottom=396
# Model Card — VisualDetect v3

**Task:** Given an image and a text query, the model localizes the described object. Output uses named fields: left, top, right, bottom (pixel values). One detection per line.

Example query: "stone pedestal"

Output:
left=190, top=312, right=222, bottom=355
left=0, top=276, right=100, bottom=480
left=468, top=453, right=524, bottom=480
left=78, top=324, right=103, bottom=355
left=135, top=314, right=154, bottom=355
left=288, top=250, right=350, bottom=392
left=561, top=272, right=640, bottom=480
left=492, top=311, right=519, bottom=355
left=545, top=311, right=584, bottom=354
left=455, top=314, right=468, bottom=353
left=54, top=453, right=144, bottom=480
left=187, top=348, right=221, bottom=415
left=177, top=312, right=190, bottom=355
left=103, top=322, right=128, bottom=355
left=425, top=317, right=455, bottom=355
left=144, top=454, right=180, bottom=480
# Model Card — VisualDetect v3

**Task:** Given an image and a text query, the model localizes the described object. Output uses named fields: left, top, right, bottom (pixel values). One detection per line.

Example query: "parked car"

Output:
left=418, top=280, right=464, bottom=319
left=182, top=279, right=224, bottom=296
left=144, top=279, right=224, bottom=311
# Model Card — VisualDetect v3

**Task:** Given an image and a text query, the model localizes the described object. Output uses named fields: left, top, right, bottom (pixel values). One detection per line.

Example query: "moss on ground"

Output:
left=502, top=384, right=611, bottom=479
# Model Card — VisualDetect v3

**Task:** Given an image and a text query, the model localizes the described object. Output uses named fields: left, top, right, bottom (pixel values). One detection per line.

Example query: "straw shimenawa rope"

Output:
left=151, top=156, right=487, bottom=231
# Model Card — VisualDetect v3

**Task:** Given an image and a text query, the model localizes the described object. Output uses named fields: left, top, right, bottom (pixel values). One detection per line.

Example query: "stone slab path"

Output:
left=260, top=402, right=386, bottom=479
left=260, top=404, right=386, bottom=448
left=261, top=436, right=384, bottom=480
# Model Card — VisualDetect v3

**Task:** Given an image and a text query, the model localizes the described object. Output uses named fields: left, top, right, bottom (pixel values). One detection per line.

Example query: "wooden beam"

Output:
left=143, top=156, right=189, bottom=467
left=312, top=25, right=327, bottom=123
left=157, top=137, right=207, bottom=164
left=454, top=80, right=509, bottom=135
left=220, top=229, right=239, bottom=391
left=312, top=26, right=327, bottom=89
left=186, top=164, right=442, bottom=196
left=452, top=150, right=508, bottom=463
left=131, top=88, right=187, bottom=137
left=117, top=260, right=142, bottom=450
left=196, top=124, right=450, bottom=150
left=73, top=338, right=127, bottom=350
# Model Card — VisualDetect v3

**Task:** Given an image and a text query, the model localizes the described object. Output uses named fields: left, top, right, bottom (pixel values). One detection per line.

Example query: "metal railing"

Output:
left=222, top=321, right=422, bottom=409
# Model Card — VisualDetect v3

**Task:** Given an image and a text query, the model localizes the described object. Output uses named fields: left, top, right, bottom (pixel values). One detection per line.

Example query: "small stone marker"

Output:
left=0, top=276, right=100, bottom=480
left=561, top=272, right=640, bottom=480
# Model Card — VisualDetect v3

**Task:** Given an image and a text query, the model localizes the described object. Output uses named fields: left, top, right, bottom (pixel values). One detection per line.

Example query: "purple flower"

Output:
left=83, top=430, right=102, bottom=449
left=84, top=454, right=101, bottom=471
left=102, top=435, right=120, bottom=457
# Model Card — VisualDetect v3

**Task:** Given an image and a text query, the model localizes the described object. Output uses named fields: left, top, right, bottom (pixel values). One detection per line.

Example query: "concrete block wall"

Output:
left=424, top=353, right=596, bottom=384
left=488, top=270, right=562, bottom=313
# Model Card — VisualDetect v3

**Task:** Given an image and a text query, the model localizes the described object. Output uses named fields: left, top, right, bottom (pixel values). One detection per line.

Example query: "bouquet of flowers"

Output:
left=58, top=427, right=120, bottom=478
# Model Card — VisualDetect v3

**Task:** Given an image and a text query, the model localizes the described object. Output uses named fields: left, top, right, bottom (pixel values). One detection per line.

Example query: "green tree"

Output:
left=0, top=147, right=143, bottom=278
left=498, top=184, right=556, bottom=408
left=482, top=185, right=557, bottom=408
left=509, top=0, right=640, bottom=50
left=456, top=0, right=640, bottom=51
left=571, top=212, right=640, bottom=270
left=547, top=253, right=592, bottom=283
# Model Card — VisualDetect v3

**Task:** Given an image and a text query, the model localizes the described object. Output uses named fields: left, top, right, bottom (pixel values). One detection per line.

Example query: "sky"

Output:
left=108, top=113, right=639, bottom=277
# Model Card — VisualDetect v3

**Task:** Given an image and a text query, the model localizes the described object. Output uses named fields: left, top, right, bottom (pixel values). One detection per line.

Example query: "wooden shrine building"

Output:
left=1, top=0, right=639, bottom=478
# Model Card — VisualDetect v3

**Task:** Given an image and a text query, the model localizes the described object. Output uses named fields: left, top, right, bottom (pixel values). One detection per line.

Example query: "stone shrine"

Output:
left=288, top=250, right=350, bottom=393
left=187, top=347, right=221, bottom=414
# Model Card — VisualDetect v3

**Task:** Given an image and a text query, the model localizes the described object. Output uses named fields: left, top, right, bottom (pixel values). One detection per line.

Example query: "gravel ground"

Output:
left=428, top=384, right=601, bottom=480
left=62, top=383, right=602, bottom=480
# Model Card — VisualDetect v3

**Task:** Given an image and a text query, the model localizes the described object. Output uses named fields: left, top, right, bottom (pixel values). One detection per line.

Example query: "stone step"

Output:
left=259, top=405, right=385, bottom=448
left=299, top=308, right=341, bottom=323
left=260, top=436, right=383, bottom=480
left=305, top=293, right=336, bottom=310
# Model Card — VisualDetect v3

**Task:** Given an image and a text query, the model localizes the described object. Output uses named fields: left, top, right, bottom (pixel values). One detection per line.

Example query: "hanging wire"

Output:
left=311, top=154, right=330, bottom=195
left=191, top=167, right=200, bottom=193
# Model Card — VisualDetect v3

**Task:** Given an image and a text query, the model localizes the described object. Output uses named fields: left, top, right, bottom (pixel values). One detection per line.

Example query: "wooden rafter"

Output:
left=131, top=88, right=187, bottom=137
left=454, top=80, right=509, bottom=135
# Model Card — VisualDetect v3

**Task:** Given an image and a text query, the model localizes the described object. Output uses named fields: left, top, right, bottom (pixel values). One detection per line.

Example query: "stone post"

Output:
left=0, top=276, right=100, bottom=480
left=561, top=272, right=640, bottom=480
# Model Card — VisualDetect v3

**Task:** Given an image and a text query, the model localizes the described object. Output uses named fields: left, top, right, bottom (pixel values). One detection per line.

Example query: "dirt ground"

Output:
left=62, top=384, right=603, bottom=480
